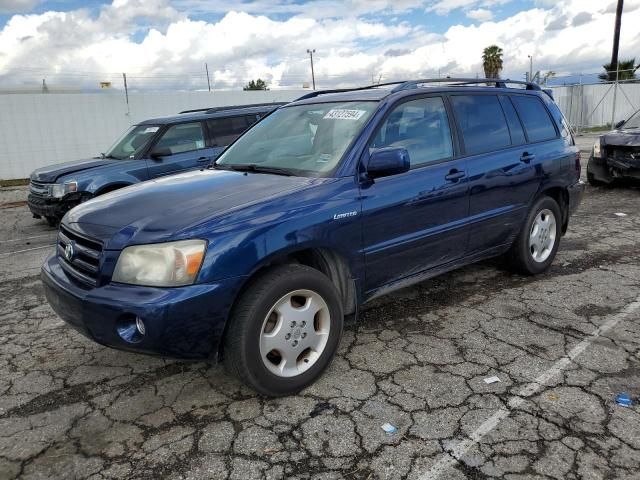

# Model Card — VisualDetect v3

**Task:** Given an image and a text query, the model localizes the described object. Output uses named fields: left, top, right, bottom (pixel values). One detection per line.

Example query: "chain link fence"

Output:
left=549, top=69, right=639, bottom=134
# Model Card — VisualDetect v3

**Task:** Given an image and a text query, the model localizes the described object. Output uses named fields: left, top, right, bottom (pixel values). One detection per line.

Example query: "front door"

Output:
left=146, top=122, right=217, bottom=177
left=360, top=96, right=470, bottom=292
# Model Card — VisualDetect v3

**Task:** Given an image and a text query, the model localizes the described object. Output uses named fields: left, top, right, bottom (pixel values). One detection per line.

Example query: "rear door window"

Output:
left=208, top=116, right=251, bottom=146
left=450, top=95, right=511, bottom=155
left=500, top=96, right=526, bottom=146
left=510, top=95, right=558, bottom=143
left=370, top=97, right=453, bottom=167
left=154, top=122, right=206, bottom=154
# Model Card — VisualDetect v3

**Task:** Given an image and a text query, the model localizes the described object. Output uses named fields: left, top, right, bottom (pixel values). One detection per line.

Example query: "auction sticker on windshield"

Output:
left=324, top=109, right=367, bottom=120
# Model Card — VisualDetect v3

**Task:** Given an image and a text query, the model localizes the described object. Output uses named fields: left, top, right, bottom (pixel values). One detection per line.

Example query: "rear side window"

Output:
left=510, top=95, right=557, bottom=142
left=500, top=97, right=526, bottom=146
left=154, top=122, right=206, bottom=154
left=370, top=97, right=453, bottom=167
left=450, top=95, right=511, bottom=155
left=208, top=116, right=251, bottom=146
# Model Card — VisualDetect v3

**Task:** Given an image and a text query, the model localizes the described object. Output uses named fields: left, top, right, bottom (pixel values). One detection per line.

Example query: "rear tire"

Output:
left=223, top=264, right=344, bottom=397
left=507, top=196, right=561, bottom=275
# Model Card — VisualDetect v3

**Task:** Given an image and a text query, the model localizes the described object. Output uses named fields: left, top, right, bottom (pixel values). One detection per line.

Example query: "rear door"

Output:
left=450, top=93, right=542, bottom=255
left=145, top=122, right=217, bottom=177
left=360, top=95, right=470, bottom=291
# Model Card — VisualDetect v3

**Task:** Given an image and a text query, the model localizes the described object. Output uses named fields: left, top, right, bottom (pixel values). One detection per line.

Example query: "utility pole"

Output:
left=528, top=55, right=533, bottom=83
left=307, top=49, right=316, bottom=90
left=205, top=63, right=211, bottom=92
left=122, top=73, right=130, bottom=119
left=610, top=0, right=624, bottom=80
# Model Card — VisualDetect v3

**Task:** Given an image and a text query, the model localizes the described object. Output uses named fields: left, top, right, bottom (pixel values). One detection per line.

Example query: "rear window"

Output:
left=450, top=95, right=511, bottom=155
left=510, top=95, right=557, bottom=143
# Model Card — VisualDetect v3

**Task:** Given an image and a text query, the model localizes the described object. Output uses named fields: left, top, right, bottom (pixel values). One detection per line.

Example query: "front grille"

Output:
left=30, top=180, right=50, bottom=197
left=57, top=225, right=103, bottom=286
left=607, top=147, right=640, bottom=165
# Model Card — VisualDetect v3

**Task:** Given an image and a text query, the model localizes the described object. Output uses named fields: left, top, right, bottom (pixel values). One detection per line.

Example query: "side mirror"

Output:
left=614, top=120, right=625, bottom=129
left=366, top=147, right=410, bottom=179
left=150, top=147, right=172, bottom=159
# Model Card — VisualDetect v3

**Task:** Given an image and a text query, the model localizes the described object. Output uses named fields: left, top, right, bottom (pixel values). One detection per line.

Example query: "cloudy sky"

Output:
left=0, top=0, right=638, bottom=91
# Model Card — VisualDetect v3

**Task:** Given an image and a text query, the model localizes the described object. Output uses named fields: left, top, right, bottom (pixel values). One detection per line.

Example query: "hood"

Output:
left=603, top=128, right=640, bottom=147
left=64, top=168, right=316, bottom=248
left=31, top=158, right=117, bottom=182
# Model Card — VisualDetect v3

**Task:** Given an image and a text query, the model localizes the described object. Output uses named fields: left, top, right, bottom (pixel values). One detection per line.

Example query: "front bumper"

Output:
left=41, top=253, right=246, bottom=360
left=28, top=194, right=66, bottom=219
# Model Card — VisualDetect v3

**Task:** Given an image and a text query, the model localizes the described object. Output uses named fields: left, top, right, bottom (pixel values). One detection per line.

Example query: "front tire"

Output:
left=223, top=264, right=344, bottom=397
left=507, top=196, right=561, bottom=275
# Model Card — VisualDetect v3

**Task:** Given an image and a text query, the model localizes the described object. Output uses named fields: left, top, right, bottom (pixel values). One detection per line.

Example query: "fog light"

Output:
left=116, top=315, right=146, bottom=344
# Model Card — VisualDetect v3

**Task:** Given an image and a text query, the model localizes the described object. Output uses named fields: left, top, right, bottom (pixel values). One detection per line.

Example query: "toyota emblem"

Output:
left=64, top=241, right=75, bottom=262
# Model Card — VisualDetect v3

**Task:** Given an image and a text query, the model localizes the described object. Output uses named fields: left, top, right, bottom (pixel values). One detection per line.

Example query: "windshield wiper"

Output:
left=100, top=153, right=119, bottom=160
left=224, top=164, right=294, bottom=177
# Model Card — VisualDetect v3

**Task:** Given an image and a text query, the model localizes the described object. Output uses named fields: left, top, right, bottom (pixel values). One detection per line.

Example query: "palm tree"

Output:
left=482, top=45, right=504, bottom=79
left=598, top=58, right=638, bottom=82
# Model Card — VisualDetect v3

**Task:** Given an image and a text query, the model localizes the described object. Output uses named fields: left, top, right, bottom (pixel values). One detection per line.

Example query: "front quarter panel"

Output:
left=59, top=160, right=149, bottom=195
left=193, top=177, right=364, bottom=284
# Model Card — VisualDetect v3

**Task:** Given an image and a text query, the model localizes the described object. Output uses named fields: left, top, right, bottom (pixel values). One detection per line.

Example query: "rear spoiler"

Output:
left=543, top=88, right=554, bottom=99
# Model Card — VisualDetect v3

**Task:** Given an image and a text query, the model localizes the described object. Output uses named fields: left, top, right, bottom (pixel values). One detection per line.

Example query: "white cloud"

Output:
left=466, top=8, right=493, bottom=21
left=0, top=0, right=638, bottom=91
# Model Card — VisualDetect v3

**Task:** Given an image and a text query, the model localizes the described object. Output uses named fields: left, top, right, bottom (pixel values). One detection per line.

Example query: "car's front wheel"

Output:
left=507, top=196, right=561, bottom=275
left=224, top=264, right=344, bottom=396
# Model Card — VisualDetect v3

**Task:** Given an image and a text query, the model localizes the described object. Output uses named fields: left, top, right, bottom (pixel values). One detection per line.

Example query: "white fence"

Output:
left=0, top=90, right=303, bottom=180
left=550, top=82, right=640, bottom=132
left=2, top=84, right=640, bottom=180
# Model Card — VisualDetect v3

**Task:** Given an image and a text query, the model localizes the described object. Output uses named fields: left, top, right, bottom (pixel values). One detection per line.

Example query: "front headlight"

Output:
left=112, top=239, right=207, bottom=287
left=50, top=181, right=78, bottom=198
left=593, top=139, right=602, bottom=158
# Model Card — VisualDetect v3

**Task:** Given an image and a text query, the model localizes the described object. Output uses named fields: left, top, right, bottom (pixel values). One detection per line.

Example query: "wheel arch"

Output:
left=216, top=246, right=358, bottom=362
left=94, top=182, right=133, bottom=196
left=536, top=185, right=569, bottom=234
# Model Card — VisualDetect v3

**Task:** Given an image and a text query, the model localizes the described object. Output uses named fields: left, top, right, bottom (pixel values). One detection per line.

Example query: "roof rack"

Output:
left=294, top=81, right=408, bottom=101
left=179, top=102, right=287, bottom=114
left=292, top=78, right=541, bottom=103
left=391, top=78, right=541, bottom=93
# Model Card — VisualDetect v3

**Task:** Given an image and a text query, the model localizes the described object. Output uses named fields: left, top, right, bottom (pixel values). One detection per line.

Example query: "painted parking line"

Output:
left=0, top=244, right=55, bottom=258
left=420, top=296, right=640, bottom=480
left=0, top=233, right=56, bottom=244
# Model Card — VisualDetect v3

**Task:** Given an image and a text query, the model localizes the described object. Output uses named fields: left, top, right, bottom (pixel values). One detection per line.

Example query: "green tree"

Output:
left=243, top=78, right=269, bottom=91
left=482, top=45, right=504, bottom=79
left=598, top=58, right=638, bottom=81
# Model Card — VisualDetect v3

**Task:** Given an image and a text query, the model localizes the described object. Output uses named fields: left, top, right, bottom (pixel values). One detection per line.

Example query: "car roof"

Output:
left=138, top=104, right=285, bottom=125
left=288, top=78, right=547, bottom=107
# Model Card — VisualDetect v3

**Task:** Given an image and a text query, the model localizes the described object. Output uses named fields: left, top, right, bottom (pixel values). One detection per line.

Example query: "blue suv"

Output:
left=28, top=103, right=283, bottom=225
left=41, top=79, right=584, bottom=396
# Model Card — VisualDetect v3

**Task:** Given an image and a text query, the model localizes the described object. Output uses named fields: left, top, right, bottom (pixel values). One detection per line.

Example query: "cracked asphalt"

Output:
left=1, top=135, right=640, bottom=479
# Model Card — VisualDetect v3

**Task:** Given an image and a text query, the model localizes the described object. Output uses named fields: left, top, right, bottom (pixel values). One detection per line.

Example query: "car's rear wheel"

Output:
left=507, top=196, right=561, bottom=275
left=224, top=264, right=343, bottom=396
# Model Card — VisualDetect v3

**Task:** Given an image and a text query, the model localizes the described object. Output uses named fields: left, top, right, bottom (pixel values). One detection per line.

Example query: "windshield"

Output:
left=622, top=110, right=640, bottom=129
left=104, top=124, right=160, bottom=159
left=216, top=101, right=378, bottom=176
